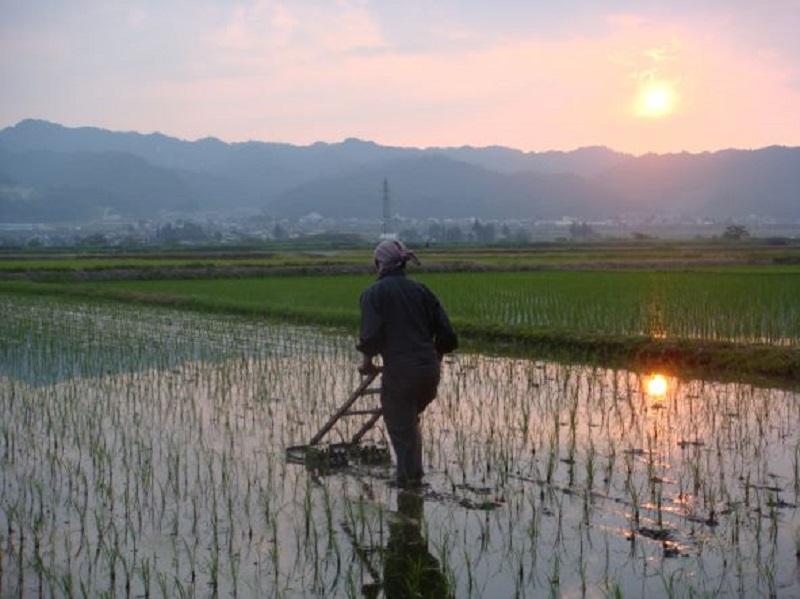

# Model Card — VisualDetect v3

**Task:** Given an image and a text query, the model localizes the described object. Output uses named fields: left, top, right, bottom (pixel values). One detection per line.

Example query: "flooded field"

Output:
left=1, top=296, right=799, bottom=597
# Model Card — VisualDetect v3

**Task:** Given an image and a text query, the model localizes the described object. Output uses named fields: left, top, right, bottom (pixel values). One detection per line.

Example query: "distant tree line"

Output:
left=722, top=224, right=750, bottom=241
left=569, top=221, right=596, bottom=240
left=398, top=219, right=535, bottom=245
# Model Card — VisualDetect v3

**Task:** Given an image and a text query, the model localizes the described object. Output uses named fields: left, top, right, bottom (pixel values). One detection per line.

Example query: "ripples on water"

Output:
left=1, top=296, right=799, bottom=597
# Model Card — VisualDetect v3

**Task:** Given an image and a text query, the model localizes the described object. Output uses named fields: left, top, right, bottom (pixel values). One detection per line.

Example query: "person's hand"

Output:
left=358, top=358, right=380, bottom=376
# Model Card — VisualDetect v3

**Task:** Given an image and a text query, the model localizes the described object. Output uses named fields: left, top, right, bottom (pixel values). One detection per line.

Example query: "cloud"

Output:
left=3, top=2, right=798, bottom=152
left=146, top=11, right=797, bottom=152
left=208, top=0, right=384, bottom=57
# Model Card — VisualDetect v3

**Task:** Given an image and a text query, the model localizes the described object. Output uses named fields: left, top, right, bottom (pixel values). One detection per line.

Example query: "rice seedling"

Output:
left=0, top=294, right=798, bottom=596
left=6, top=265, right=800, bottom=350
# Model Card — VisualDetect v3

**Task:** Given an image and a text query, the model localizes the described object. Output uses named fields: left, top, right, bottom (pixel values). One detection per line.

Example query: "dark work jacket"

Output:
left=357, top=270, right=458, bottom=376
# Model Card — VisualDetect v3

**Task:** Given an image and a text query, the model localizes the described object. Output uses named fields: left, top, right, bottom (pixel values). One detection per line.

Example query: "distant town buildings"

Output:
left=2, top=211, right=799, bottom=249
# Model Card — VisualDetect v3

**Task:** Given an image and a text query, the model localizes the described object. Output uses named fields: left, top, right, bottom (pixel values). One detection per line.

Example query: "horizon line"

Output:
left=3, top=117, right=799, bottom=158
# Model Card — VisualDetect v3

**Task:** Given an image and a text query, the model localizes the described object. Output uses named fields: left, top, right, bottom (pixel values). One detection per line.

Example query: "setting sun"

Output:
left=636, top=83, right=677, bottom=118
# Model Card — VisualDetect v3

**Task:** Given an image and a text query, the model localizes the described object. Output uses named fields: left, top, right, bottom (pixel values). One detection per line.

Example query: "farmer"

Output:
left=357, top=239, right=458, bottom=487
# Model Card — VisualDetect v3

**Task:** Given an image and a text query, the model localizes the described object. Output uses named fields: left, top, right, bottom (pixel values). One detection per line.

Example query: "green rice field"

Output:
left=63, top=268, right=800, bottom=345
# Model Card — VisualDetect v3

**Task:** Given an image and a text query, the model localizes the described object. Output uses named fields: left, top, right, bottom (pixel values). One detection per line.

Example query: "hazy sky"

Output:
left=2, top=0, right=799, bottom=153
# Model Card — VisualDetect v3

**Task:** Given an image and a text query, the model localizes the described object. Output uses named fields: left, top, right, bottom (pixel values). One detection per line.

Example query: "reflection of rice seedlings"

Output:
left=760, top=559, right=777, bottom=598
left=585, top=443, right=596, bottom=491
left=207, top=539, right=220, bottom=595
left=182, top=538, right=197, bottom=587
left=577, top=522, right=587, bottom=595
left=545, top=423, right=559, bottom=485
left=604, top=443, right=617, bottom=487
left=744, top=472, right=751, bottom=507
left=627, top=480, right=640, bottom=527
left=1, top=296, right=799, bottom=597
left=548, top=553, right=560, bottom=598
left=606, top=580, right=624, bottom=599
left=659, top=569, right=685, bottom=599
left=794, top=527, right=800, bottom=558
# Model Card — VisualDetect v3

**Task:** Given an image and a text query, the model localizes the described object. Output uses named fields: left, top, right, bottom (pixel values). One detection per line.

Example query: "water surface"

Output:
left=1, top=296, right=799, bottom=597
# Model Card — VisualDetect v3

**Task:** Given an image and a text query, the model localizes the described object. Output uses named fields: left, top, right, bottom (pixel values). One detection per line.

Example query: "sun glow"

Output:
left=645, top=373, right=669, bottom=398
left=636, top=83, right=677, bottom=118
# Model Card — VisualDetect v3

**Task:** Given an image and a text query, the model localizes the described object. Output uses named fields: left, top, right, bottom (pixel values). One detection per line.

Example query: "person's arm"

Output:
left=424, top=287, right=457, bottom=357
left=356, top=288, right=383, bottom=373
left=433, top=300, right=458, bottom=357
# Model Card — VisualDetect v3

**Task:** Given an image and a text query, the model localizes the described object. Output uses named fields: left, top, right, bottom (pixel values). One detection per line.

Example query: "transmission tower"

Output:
left=381, top=178, right=391, bottom=237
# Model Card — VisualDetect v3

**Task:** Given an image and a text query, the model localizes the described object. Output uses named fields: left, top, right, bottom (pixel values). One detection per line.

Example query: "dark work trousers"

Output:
left=381, top=364, right=440, bottom=485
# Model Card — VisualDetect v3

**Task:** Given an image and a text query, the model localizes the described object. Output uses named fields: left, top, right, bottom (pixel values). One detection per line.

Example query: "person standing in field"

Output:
left=357, top=240, right=458, bottom=488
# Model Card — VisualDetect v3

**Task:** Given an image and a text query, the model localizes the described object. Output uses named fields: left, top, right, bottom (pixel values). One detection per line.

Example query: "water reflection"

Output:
left=380, top=491, right=450, bottom=599
left=645, top=373, right=668, bottom=398
left=352, top=490, right=450, bottom=599
left=0, top=297, right=340, bottom=386
left=2, top=296, right=799, bottom=598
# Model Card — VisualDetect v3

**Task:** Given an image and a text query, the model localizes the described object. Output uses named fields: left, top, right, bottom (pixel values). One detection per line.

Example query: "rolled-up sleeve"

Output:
left=357, top=288, right=383, bottom=356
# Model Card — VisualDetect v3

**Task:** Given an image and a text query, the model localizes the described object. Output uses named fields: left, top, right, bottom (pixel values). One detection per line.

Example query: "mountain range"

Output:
left=1, top=119, right=798, bottom=223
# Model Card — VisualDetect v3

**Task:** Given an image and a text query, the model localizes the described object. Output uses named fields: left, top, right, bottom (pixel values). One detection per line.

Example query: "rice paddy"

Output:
left=69, top=268, right=800, bottom=345
left=1, top=295, right=799, bottom=597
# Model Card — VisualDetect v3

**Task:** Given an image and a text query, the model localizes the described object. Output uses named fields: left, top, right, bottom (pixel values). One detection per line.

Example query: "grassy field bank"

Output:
left=2, top=266, right=798, bottom=383
left=2, top=241, right=799, bottom=277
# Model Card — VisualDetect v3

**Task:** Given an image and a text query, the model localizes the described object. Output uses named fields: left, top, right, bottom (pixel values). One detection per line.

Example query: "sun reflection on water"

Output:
left=645, top=373, right=668, bottom=398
